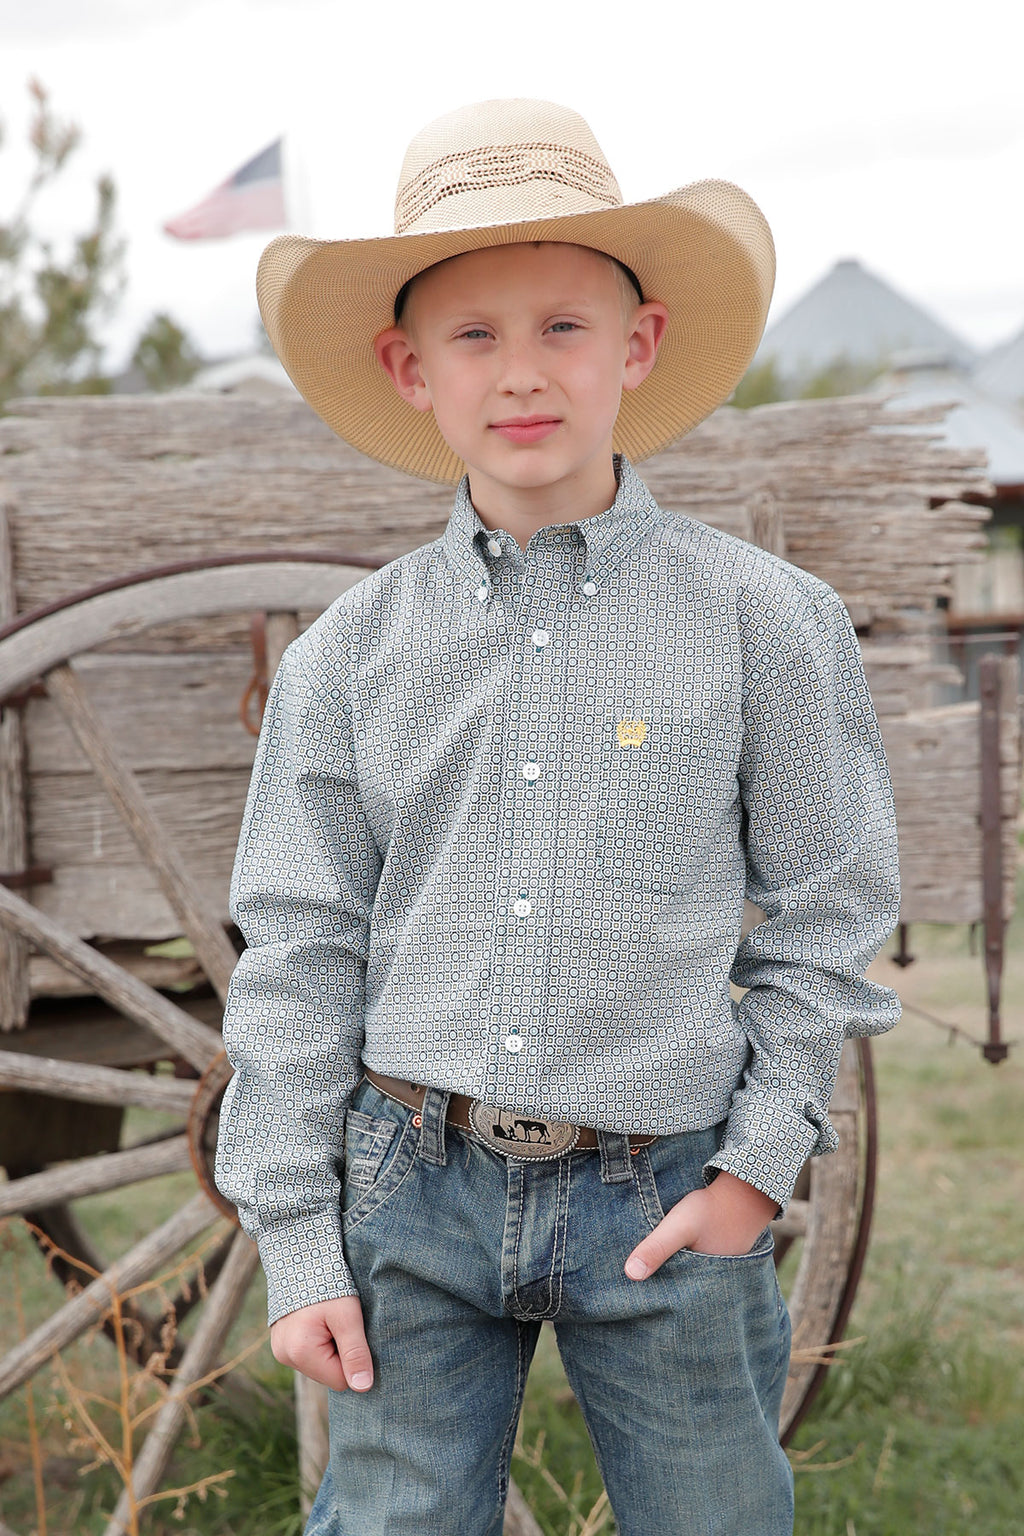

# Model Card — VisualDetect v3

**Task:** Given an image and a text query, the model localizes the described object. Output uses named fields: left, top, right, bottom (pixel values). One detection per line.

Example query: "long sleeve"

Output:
left=705, top=578, right=901, bottom=1210
left=214, top=622, right=382, bottom=1323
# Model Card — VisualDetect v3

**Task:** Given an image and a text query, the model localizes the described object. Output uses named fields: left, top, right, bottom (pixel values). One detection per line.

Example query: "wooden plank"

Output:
left=27, top=766, right=245, bottom=937
left=30, top=945, right=203, bottom=998
left=24, top=652, right=260, bottom=772
left=0, top=881, right=222, bottom=1070
left=0, top=499, right=31, bottom=1030
left=0, top=395, right=991, bottom=634
left=29, top=867, right=231, bottom=946
left=882, top=699, right=1020, bottom=923
left=44, top=660, right=239, bottom=1002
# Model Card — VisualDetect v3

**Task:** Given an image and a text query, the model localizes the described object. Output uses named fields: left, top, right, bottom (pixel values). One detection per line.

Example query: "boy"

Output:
left=215, top=99, right=901, bottom=1536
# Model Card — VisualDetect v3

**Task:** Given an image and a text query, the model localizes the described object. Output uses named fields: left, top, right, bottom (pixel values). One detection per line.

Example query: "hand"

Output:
left=624, top=1171, right=779, bottom=1280
left=270, top=1295, right=374, bottom=1391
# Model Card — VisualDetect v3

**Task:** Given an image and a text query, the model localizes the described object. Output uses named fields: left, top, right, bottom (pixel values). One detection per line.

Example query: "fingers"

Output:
left=270, top=1295, right=374, bottom=1392
left=624, top=1205, right=695, bottom=1281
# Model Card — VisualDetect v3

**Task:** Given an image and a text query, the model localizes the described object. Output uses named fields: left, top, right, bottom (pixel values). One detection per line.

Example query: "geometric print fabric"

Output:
left=215, top=455, right=901, bottom=1322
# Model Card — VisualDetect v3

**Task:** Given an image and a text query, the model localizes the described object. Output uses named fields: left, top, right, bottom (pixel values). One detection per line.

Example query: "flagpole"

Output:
left=281, top=133, right=312, bottom=234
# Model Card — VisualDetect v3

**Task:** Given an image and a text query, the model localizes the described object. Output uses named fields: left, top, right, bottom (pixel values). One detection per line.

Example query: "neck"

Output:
left=467, top=454, right=619, bottom=552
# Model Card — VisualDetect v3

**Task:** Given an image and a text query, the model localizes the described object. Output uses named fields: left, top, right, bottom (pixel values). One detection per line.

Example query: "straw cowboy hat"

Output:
left=256, top=98, right=776, bottom=484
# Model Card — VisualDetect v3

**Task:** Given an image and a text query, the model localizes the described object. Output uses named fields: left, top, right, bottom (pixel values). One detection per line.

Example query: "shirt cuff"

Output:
left=255, top=1205, right=358, bottom=1325
left=702, top=1095, right=837, bottom=1214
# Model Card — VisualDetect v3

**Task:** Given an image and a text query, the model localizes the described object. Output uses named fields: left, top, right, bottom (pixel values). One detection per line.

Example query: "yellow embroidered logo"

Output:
left=616, top=720, right=648, bottom=747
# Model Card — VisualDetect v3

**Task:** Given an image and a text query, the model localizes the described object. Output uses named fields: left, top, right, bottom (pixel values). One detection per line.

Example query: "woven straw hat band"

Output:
left=394, top=100, right=624, bottom=235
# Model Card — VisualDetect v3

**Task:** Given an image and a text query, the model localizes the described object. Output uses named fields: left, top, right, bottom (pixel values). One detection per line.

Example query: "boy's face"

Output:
left=375, top=242, right=666, bottom=507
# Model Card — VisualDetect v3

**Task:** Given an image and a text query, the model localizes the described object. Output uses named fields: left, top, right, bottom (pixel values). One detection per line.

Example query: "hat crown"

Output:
left=393, top=98, right=623, bottom=236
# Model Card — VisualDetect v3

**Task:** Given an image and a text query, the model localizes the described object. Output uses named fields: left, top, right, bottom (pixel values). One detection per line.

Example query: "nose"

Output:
left=495, top=337, right=547, bottom=397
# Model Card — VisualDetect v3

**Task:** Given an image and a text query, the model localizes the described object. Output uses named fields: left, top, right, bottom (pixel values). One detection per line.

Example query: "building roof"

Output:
left=756, top=258, right=977, bottom=383
left=974, top=325, right=1024, bottom=411
left=186, top=352, right=297, bottom=395
left=874, top=352, right=1024, bottom=491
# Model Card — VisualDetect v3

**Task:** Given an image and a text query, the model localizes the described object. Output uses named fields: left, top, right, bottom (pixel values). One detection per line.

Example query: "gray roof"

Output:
left=974, top=325, right=1024, bottom=410
left=186, top=353, right=297, bottom=395
left=873, top=353, right=1024, bottom=490
left=757, top=258, right=977, bottom=381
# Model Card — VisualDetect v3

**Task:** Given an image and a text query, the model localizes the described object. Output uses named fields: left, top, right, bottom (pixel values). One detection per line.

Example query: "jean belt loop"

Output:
left=598, top=1129, right=633, bottom=1184
left=416, top=1085, right=450, bottom=1166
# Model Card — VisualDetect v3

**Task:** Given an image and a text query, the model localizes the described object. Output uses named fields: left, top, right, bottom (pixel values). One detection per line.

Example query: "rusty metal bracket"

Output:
left=239, top=613, right=269, bottom=736
left=978, top=653, right=1010, bottom=1065
left=892, top=923, right=915, bottom=968
left=0, top=679, right=47, bottom=718
left=0, top=866, right=53, bottom=889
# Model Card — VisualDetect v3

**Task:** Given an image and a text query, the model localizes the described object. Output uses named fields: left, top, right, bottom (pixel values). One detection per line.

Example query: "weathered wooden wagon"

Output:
left=0, top=391, right=1015, bottom=1533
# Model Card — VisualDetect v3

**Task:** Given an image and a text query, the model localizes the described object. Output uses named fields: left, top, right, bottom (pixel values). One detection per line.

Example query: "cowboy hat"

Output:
left=256, top=98, right=775, bottom=484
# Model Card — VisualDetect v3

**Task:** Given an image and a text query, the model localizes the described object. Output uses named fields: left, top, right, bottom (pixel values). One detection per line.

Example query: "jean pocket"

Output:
left=341, top=1107, right=417, bottom=1230
left=632, top=1132, right=775, bottom=1260
left=343, top=1109, right=397, bottom=1194
left=680, top=1224, right=777, bottom=1262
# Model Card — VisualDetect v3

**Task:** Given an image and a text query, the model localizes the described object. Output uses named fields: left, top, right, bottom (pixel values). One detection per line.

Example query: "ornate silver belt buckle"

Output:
left=468, top=1101, right=581, bottom=1159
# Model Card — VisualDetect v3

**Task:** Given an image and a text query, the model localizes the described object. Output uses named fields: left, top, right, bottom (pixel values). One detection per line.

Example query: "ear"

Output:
left=374, top=326, right=432, bottom=412
left=622, top=301, right=669, bottom=392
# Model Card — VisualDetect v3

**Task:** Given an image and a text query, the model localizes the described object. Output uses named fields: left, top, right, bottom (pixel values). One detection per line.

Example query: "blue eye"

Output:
left=459, top=328, right=491, bottom=340
left=548, top=321, right=579, bottom=333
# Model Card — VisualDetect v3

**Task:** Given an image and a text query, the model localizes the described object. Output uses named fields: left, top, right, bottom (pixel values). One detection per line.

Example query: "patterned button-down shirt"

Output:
left=215, top=456, right=901, bottom=1323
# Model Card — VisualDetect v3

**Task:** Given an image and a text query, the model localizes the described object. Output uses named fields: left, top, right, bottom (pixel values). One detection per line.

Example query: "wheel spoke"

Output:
left=102, top=1229, right=260, bottom=1536
left=0, top=1136, right=193, bottom=1219
left=773, top=1198, right=809, bottom=1241
left=0, top=1191, right=220, bottom=1399
left=0, top=882, right=221, bottom=1072
left=504, top=1481, right=546, bottom=1536
left=295, top=1372, right=329, bottom=1516
left=0, top=1050, right=195, bottom=1115
left=45, top=660, right=239, bottom=1004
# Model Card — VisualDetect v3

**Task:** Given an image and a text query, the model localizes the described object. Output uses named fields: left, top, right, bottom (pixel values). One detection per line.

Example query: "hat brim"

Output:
left=256, top=180, right=775, bottom=485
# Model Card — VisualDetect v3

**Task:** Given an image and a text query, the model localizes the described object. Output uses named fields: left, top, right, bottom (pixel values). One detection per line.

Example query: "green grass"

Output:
left=1, top=920, right=1023, bottom=1534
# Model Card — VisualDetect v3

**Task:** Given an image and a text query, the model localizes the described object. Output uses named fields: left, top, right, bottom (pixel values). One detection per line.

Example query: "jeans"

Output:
left=305, top=1077, right=794, bottom=1536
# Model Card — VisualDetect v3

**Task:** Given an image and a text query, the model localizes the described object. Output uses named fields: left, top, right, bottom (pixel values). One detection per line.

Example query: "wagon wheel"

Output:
left=0, top=556, right=374, bottom=1535
left=0, top=558, right=874, bottom=1530
left=776, top=1034, right=877, bottom=1443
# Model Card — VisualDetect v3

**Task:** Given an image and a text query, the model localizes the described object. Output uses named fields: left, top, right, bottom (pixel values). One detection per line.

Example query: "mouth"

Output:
left=489, top=416, right=561, bottom=444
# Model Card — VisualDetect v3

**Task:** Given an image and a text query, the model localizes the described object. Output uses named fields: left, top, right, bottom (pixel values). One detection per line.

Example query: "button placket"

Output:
left=494, top=561, right=566, bottom=1073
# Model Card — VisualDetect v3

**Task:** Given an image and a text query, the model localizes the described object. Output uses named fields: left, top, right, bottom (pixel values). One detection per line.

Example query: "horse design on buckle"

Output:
left=468, top=1102, right=581, bottom=1159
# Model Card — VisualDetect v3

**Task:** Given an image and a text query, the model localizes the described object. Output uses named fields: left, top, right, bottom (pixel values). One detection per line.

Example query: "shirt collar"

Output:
left=440, top=456, right=662, bottom=596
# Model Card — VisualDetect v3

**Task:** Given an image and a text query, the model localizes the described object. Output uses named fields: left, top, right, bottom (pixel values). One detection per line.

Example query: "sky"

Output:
left=1, top=0, right=1022, bottom=373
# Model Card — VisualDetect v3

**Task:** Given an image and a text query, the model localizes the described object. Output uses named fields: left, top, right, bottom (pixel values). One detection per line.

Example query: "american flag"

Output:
left=164, top=139, right=286, bottom=240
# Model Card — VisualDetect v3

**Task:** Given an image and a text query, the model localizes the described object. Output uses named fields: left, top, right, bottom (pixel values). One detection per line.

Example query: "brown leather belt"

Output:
left=363, top=1067, right=658, bottom=1161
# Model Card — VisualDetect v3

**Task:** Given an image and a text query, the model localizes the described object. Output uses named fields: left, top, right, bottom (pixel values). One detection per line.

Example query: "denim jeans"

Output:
left=305, top=1077, right=794, bottom=1536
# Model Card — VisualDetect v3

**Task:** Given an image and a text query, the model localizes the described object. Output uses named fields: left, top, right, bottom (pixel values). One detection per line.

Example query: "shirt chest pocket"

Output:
left=596, top=707, right=696, bottom=893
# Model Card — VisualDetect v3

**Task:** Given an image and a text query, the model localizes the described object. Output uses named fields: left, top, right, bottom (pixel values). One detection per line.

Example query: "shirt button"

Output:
left=476, top=582, right=489, bottom=602
left=513, top=897, right=533, bottom=917
left=531, top=628, right=550, bottom=647
left=486, top=538, right=502, bottom=556
left=521, top=762, right=541, bottom=781
left=504, top=1034, right=524, bottom=1053
left=582, top=580, right=597, bottom=597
